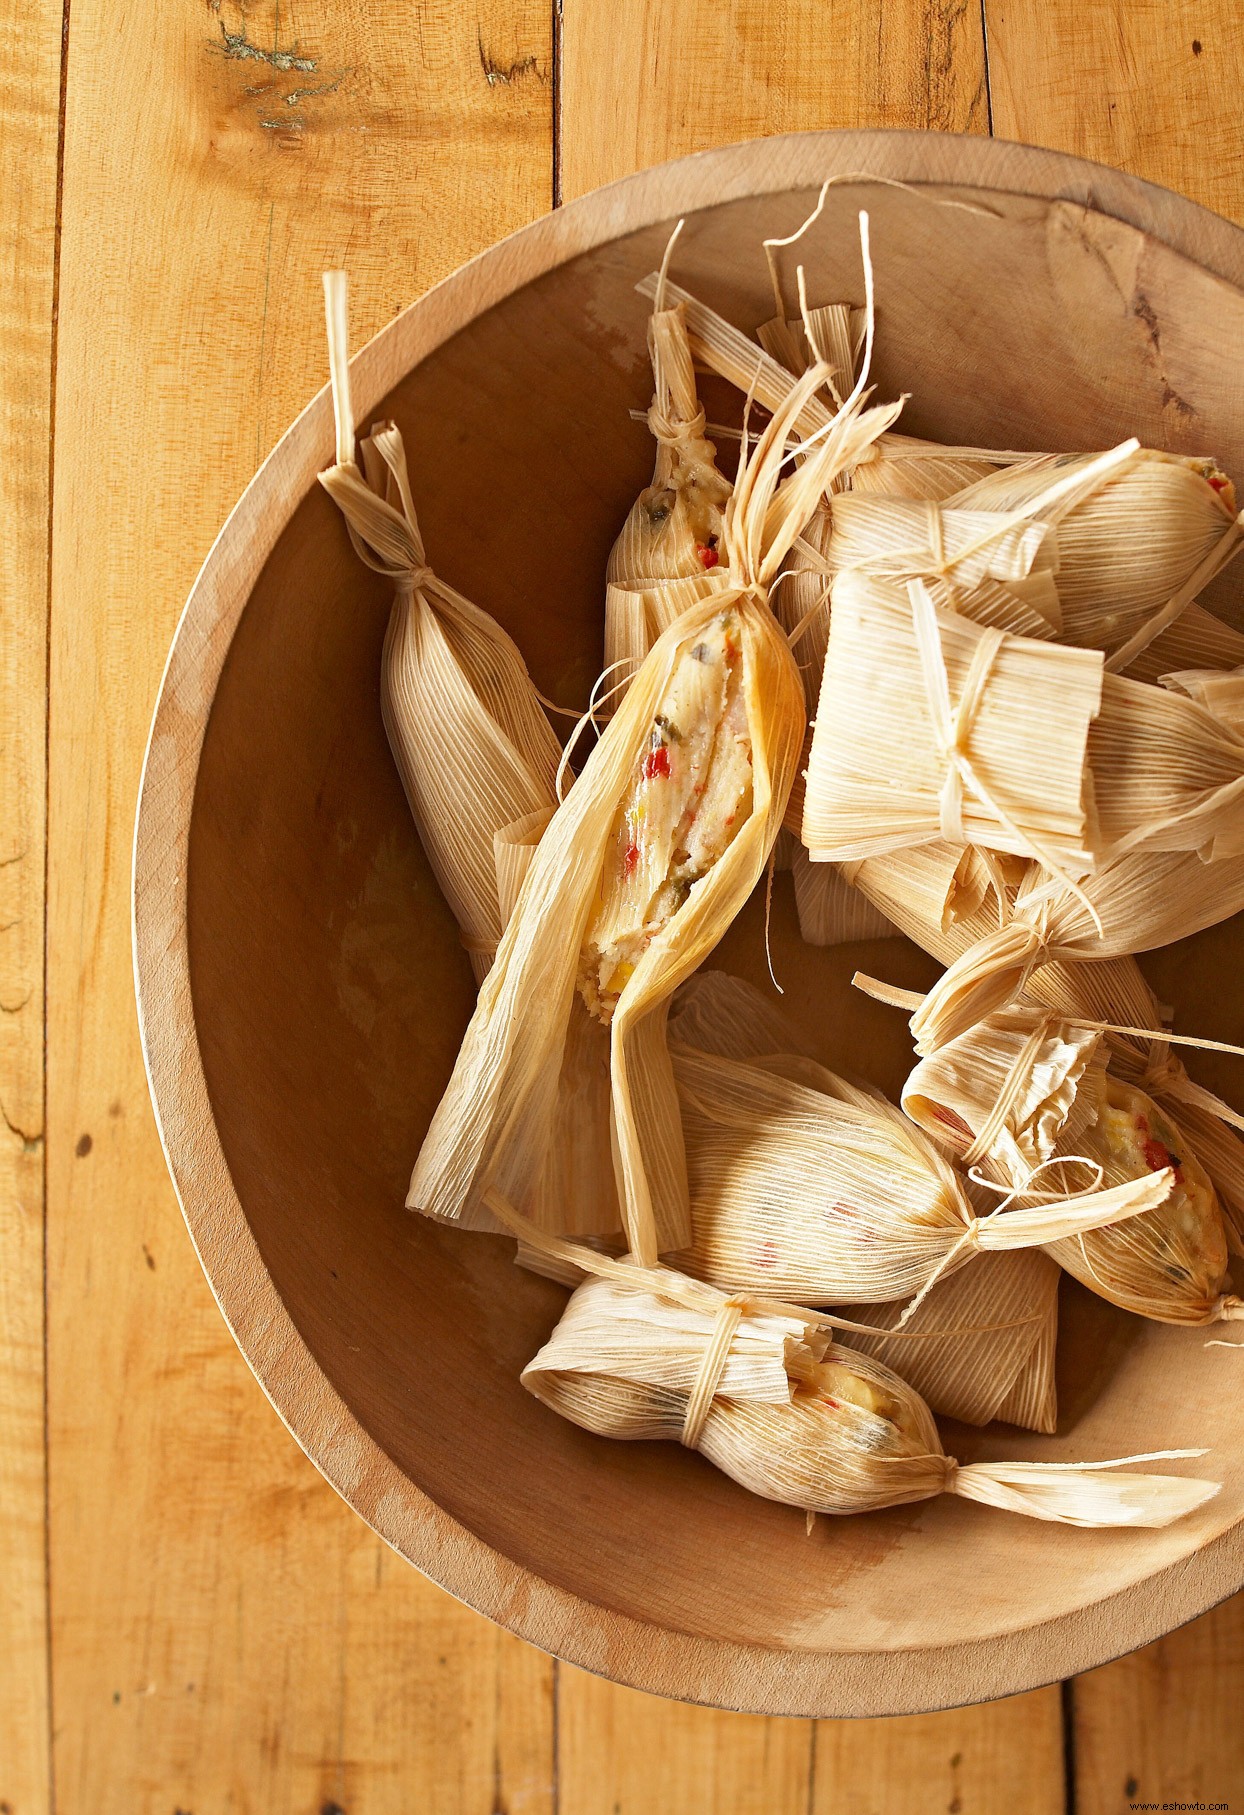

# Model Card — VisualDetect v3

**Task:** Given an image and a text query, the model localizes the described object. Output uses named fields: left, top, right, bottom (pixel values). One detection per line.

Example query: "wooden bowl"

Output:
left=134, top=131, right=1244, bottom=1717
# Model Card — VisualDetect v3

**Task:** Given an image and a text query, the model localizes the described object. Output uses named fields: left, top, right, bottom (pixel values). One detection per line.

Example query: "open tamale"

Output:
left=409, top=369, right=902, bottom=1262
left=899, top=1003, right=1239, bottom=1325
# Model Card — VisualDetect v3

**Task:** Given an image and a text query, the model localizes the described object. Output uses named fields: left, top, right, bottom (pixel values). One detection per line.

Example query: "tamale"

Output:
left=949, top=448, right=1244, bottom=657
left=409, top=369, right=902, bottom=1263
left=1019, top=953, right=1244, bottom=1255
left=843, top=841, right=1244, bottom=1054
left=803, top=575, right=1104, bottom=871
left=899, top=1003, right=1238, bottom=1325
left=668, top=1040, right=1168, bottom=1306
left=608, top=284, right=731, bottom=587
left=668, top=963, right=1056, bottom=1426
left=523, top=1270, right=1216, bottom=1527
left=806, top=571, right=1244, bottom=871
left=318, top=273, right=561, bottom=984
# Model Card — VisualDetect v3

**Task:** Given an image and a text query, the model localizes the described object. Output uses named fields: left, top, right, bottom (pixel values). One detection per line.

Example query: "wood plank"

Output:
left=0, top=0, right=62, bottom=1799
left=560, top=0, right=989, bottom=199
left=558, top=1668, right=813, bottom=1815
left=46, top=0, right=556, bottom=1806
left=985, top=2, right=1244, bottom=225
left=987, top=10, right=1244, bottom=1810
left=987, top=7, right=1242, bottom=1807
left=1072, top=1595, right=1244, bottom=1813
left=813, top=1693, right=1066, bottom=1814
left=558, top=2, right=1065, bottom=1794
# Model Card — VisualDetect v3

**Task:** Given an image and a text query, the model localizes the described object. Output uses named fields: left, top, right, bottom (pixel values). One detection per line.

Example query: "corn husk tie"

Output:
left=519, top=1234, right=1217, bottom=1528
left=409, top=366, right=901, bottom=1260
left=317, top=272, right=561, bottom=984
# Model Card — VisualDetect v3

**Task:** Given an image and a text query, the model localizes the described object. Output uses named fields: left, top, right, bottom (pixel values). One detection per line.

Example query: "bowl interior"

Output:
left=185, top=178, right=1244, bottom=1668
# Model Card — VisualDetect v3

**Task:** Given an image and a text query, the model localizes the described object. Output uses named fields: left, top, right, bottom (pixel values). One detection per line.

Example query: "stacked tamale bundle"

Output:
left=319, top=202, right=1244, bottom=1542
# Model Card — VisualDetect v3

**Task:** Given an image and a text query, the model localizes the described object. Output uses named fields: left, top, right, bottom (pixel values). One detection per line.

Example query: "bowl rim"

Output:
left=133, top=126, right=1244, bottom=1718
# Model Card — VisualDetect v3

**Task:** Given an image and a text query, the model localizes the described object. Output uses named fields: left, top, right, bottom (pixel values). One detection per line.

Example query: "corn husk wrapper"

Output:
left=842, top=1250, right=1061, bottom=1433
left=409, top=373, right=902, bottom=1262
left=666, top=968, right=817, bottom=1064
left=667, top=1040, right=1167, bottom=1306
left=1086, top=670, right=1244, bottom=862
left=900, top=1003, right=1237, bottom=1325
left=949, top=449, right=1244, bottom=657
left=791, top=845, right=897, bottom=944
left=524, top=1271, right=1216, bottom=1527
left=1121, top=602, right=1244, bottom=686
left=609, top=304, right=732, bottom=587
left=317, top=276, right=561, bottom=985
left=1162, top=665, right=1244, bottom=736
left=844, top=841, right=1244, bottom=1055
left=804, top=575, right=1104, bottom=870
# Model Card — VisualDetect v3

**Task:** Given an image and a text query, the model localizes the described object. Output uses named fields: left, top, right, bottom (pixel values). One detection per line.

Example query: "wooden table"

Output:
left=5, top=1, right=1244, bottom=1807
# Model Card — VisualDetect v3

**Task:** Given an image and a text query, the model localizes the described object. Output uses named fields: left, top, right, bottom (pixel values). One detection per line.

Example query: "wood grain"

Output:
left=987, top=4, right=1244, bottom=1805
left=557, top=4, right=1058, bottom=1794
left=0, top=0, right=61, bottom=1799
left=559, top=0, right=988, bottom=199
left=558, top=1669, right=813, bottom=1814
left=1071, top=1595, right=1244, bottom=1813
left=45, top=0, right=555, bottom=1805
left=27, top=0, right=1244, bottom=1795
left=986, top=1, right=1244, bottom=226
left=812, top=1693, right=1066, bottom=1814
